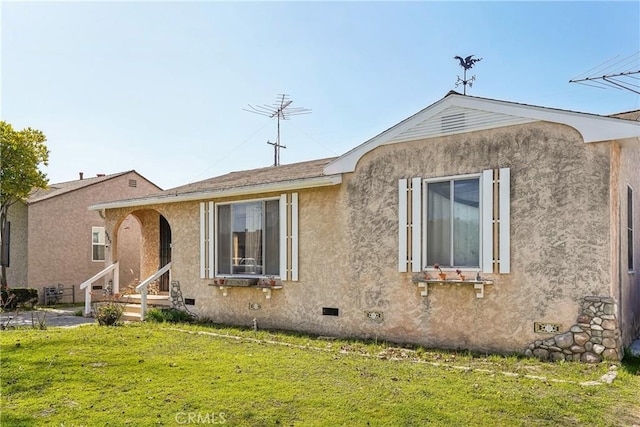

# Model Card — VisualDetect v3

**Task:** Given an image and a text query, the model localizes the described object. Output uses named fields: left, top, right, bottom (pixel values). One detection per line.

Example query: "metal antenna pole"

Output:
left=244, top=94, right=311, bottom=166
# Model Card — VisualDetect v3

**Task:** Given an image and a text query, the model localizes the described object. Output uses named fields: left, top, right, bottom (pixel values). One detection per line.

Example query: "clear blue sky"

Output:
left=2, top=1, right=639, bottom=190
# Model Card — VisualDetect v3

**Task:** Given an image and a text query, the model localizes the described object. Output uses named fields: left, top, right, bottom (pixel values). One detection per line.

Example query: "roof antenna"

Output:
left=244, top=94, right=311, bottom=166
left=454, top=55, right=482, bottom=95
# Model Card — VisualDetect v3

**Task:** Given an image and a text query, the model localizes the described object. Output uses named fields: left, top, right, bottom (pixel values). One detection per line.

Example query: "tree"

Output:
left=0, top=121, right=49, bottom=287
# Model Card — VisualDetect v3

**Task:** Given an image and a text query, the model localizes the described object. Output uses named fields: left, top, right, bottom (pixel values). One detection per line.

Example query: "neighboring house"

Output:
left=6, top=171, right=161, bottom=303
left=90, top=92, right=640, bottom=361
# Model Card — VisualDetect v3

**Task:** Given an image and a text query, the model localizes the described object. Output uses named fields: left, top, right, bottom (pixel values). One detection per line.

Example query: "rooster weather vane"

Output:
left=454, top=55, right=482, bottom=95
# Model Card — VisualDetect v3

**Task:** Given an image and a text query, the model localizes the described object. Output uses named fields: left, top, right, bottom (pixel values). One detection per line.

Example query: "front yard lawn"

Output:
left=1, top=323, right=638, bottom=426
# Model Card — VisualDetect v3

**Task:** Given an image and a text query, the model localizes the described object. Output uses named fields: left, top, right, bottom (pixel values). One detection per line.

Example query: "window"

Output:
left=92, top=226, right=105, bottom=262
left=425, top=177, right=480, bottom=267
left=629, top=185, right=634, bottom=272
left=217, top=200, right=279, bottom=276
left=398, top=168, right=510, bottom=274
left=201, top=193, right=298, bottom=281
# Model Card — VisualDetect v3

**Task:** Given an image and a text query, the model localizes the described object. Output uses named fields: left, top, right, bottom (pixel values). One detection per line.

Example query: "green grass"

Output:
left=1, top=323, right=639, bottom=426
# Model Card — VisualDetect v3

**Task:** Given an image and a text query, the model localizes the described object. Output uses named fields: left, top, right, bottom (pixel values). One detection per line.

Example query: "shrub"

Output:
left=146, top=307, right=194, bottom=323
left=94, top=300, right=125, bottom=326
left=1, top=288, right=38, bottom=310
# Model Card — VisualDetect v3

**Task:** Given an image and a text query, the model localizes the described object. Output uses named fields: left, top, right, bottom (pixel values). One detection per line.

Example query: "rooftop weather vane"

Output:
left=454, top=55, right=482, bottom=95
left=244, top=94, right=311, bottom=166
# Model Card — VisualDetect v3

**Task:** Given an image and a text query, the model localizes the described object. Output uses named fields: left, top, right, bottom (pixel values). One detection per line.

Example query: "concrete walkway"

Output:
left=0, top=306, right=95, bottom=328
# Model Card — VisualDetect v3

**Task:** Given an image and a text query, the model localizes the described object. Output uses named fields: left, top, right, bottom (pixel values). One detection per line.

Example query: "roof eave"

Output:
left=324, top=94, right=640, bottom=175
left=89, top=174, right=343, bottom=211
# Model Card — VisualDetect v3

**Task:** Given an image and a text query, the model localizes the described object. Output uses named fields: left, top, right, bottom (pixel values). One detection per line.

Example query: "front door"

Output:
left=159, top=215, right=171, bottom=292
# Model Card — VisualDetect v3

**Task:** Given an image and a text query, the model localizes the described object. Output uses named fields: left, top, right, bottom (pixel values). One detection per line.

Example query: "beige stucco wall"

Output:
left=5, top=201, right=28, bottom=287
left=26, top=172, right=159, bottom=303
left=615, top=137, right=640, bottom=345
left=105, top=122, right=621, bottom=353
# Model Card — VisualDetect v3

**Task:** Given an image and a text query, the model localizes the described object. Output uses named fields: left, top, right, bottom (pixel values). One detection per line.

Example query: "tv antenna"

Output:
left=569, top=52, right=640, bottom=95
left=244, top=94, right=311, bottom=166
left=454, top=55, right=482, bottom=95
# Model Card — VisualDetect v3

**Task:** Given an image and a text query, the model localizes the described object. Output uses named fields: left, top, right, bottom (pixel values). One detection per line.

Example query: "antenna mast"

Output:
left=244, top=94, right=311, bottom=166
left=569, top=52, right=640, bottom=95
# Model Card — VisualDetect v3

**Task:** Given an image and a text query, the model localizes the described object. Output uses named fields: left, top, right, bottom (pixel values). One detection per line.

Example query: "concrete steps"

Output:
left=97, top=294, right=170, bottom=322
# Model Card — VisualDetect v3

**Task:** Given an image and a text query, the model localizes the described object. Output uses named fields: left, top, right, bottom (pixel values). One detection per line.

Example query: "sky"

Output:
left=2, top=1, right=639, bottom=190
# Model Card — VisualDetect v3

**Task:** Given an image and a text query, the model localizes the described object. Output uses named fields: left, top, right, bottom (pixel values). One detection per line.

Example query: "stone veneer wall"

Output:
left=525, top=296, right=622, bottom=363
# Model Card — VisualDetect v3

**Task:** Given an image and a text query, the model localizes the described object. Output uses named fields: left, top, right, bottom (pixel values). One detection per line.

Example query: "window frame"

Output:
left=628, top=184, right=635, bottom=273
left=91, top=226, right=106, bottom=262
left=214, top=196, right=281, bottom=278
left=422, top=172, right=483, bottom=270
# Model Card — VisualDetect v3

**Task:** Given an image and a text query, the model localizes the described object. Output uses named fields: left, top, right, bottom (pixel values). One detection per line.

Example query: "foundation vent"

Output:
left=184, top=298, right=195, bottom=306
left=322, top=307, right=339, bottom=316
left=534, top=322, right=561, bottom=334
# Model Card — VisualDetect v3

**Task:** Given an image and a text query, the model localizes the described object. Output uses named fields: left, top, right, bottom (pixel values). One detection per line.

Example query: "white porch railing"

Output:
left=80, top=262, right=119, bottom=316
left=135, top=262, right=172, bottom=321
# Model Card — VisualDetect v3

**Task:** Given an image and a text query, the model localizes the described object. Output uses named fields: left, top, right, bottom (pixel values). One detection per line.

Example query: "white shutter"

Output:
left=200, top=202, right=206, bottom=279
left=411, top=177, right=422, bottom=273
left=499, top=168, right=510, bottom=274
left=279, top=194, right=288, bottom=279
left=481, top=170, right=494, bottom=273
left=291, top=193, right=299, bottom=281
left=398, top=179, right=408, bottom=272
left=208, top=201, right=215, bottom=278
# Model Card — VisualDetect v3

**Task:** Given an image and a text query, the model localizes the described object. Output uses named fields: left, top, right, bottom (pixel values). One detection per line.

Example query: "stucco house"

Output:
left=5, top=170, right=161, bottom=303
left=89, top=92, right=639, bottom=361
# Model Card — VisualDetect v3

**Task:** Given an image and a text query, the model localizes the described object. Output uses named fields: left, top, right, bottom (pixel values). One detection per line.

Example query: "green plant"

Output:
left=73, top=309, right=83, bottom=317
left=0, top=287, right=38, bottom=310
left=146, top=307, right=194, bottom=323
left=93, top=299, right=125, bottom=326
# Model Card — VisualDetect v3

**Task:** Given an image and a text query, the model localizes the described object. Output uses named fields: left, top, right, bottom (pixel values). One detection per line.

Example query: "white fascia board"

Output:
left=89, top=175, right=342, bottom=211
left=454, top=96, right=640, bottom=144
left=324, top=94, right=640, bottom=175
left=324, top=98, right=452, bottom=175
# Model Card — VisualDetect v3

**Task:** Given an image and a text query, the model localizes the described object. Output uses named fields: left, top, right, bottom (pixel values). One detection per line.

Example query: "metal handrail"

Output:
left=135, top=262, right=172, bottom=321
left=80, top=262, right=119, bottom=316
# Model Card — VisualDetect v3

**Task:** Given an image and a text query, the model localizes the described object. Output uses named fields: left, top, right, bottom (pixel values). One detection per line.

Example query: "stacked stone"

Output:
left=525, top=296, right=622, bottom=363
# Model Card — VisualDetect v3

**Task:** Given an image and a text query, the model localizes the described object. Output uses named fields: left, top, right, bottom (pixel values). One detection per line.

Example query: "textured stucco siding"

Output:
left=105, top=122, right=618, bottom=353
left=616, top=138, right=640, bottom=345
left=5, top=201, right=28, bottom=287
left=26, top=172, right=159, bottom=302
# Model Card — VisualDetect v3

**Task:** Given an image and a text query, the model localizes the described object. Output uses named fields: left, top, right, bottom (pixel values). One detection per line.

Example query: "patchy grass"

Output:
left=1, top=323, right=638, bottom=426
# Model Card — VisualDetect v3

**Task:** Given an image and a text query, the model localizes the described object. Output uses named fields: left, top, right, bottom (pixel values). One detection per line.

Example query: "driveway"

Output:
left=0, top=306, right=95, bottom=328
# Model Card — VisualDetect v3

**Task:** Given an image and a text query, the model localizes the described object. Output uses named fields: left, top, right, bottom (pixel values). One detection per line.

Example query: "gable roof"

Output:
left=90, top=158, right=341, bottom=210
left=325, top=92, right=640, bottom=174
left=28, top=170, right=161, bottom=204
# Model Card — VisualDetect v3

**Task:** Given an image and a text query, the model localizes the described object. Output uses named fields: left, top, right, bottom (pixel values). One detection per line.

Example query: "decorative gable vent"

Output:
left=389, top=106, right=536, bottom=144
left=441, top=112, right=466, bottom=133
left=128, top=179, right=137, bottom=188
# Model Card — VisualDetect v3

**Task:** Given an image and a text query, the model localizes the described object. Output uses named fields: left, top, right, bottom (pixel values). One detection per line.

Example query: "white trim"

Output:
left=411, top=177, right=422, bottom=273
left=499, top=168, right=511, bottom=274
left=398, top=179, right=408, bottom=272
left=481, top=170, right=494, bottom=273
left=291, top=193, right=299, bottom=281
left=208, top=201, right=215, bottom=279
left=89, top=175, right=342, bottom=211
left=279, top=194, right=287, bottom=279
left=199, top=202, right=206, bottom=279
left=324, top=93, right=640, bottom=175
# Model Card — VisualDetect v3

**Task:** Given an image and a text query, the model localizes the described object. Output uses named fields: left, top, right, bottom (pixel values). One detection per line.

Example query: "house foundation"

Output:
left=525, top=296, right=622, bottom=362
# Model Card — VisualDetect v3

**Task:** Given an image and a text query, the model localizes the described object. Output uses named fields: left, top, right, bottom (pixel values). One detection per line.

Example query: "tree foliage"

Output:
left=0, top=121, right=49, bottom=286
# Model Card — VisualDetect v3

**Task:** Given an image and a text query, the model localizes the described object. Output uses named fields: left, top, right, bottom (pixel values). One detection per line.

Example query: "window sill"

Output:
left=412, top=276, right=493, bottom=298
left=209, top=279, right=283, bottom=299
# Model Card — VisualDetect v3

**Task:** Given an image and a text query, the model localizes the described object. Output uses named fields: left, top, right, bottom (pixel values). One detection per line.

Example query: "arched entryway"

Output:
left=112, top=209, right=172, bottom=294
